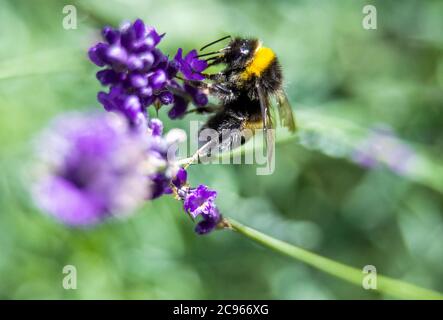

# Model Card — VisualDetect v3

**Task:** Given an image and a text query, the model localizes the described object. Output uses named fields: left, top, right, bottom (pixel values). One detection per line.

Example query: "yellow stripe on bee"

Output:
left=241, top=47, right=275, bottom=80
left=243, top=119, right=264, bottom=130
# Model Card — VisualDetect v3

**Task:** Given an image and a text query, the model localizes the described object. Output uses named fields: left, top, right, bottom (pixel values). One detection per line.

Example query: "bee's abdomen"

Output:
left=203, top=109, right=245, bottom=133
left=200, top=108, right=249, bottom=152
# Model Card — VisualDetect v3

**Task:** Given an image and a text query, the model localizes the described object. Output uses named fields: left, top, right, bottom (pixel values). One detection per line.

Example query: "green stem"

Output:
left=227, top=218, right=443, bottom=300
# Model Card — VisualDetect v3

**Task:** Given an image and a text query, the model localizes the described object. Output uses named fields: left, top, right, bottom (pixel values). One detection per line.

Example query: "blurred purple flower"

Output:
left=352, top=126, right=417, bottom=174
left=32, top=112, right=221, bottom=234
left=148, top=117, right=163, bottom=136
left=32, top=113, right=150, bottom=226
left=32, top=113, right=190, bottom=225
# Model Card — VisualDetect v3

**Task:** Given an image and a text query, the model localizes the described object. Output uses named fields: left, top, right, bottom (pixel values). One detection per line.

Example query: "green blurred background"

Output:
left=1, top=0, right=443, bottom=299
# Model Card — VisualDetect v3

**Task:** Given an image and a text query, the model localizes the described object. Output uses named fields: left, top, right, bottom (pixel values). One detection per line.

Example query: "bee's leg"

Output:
left=202, top=72, right=225, bottom=82
left=206, top=57, right=225, bottom=68
left=199, top=109, right=253, bottom=157
left=192, top=81, right=236, bottom=102
left=185, top=104, right=222, bottom=115
left=187, top=79, right=232, bottom=96
left=180, top=109, right=246, bottom=168
left=166, top=82, right=231, bottom=113
left=181, top=140, right=217, bottom=169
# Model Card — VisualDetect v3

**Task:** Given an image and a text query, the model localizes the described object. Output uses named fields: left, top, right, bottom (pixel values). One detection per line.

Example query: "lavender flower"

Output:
left=89, top=19, right=209, bottom=124
left=32, top=113, right=150, bottom=226
left=174, top=49, right=208, bottom=81
left=168, top=95, right=188, bottom=119
left=89, top=19, right=176, bottom=125
left=184, top=185, right=217, bottom=218
left=184, top=83, right=209, bottom=107
left=167, top=84, right=208, bottom=119
left=172, top=167, right=187, bottom=189
left=194, top=207, right=221, bottom=235
left=183, top=184, right=222, bottom=234
left=145, top=119, right=185, bottom=198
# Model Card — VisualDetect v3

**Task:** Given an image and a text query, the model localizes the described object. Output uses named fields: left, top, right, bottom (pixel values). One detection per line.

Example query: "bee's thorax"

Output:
left=240, top=46, right=276, bottom=80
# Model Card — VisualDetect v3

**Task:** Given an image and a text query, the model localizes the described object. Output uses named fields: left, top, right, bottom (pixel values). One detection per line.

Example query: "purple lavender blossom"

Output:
left=195, top=207, right=221, bottom=235
left=184, top=83, right=209, bottom=107
left=168, top=95, right=188, bottom=119
left=89, top=19, right=174, bottom=125
left=172, top=167, right=187, bottom=189
left=174, top=49, right=208, bottom=81
left=32, top=113, right=150, bottom=226
left=145, top=120, right=186, bottom=199
left=184, top=185, right=217, bottom=218
left=166, top=84, right=209, bottom=119
left=352, top=126, right=417, bottom=174
left=183, top=184, right=221, bottom=234
left=89, top=19, right=209, bottom=124
left=167, top=169, right=222, bottom=235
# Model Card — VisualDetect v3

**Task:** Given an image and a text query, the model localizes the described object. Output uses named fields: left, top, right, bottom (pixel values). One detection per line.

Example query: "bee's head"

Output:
left=222, top=38, right=259, bottom=69
left=199, top=36, right=260, bottom=69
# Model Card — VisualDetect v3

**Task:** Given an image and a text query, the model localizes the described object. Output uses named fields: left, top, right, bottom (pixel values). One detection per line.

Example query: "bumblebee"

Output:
left=187, top=36, right=296, bottom=164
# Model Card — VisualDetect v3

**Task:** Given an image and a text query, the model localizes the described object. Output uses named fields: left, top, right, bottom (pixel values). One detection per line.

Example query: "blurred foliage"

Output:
left=1, top=0, right=443, bottom=299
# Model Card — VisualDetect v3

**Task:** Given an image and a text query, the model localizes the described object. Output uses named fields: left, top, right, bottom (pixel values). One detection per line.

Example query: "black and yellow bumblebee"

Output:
left=185, top=36, right=296, bottom=163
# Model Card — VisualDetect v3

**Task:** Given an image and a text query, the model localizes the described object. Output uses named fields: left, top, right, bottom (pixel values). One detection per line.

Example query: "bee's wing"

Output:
left=256, top=82, right=275, bottom=167
left=276, top=90, right=296, bottom=132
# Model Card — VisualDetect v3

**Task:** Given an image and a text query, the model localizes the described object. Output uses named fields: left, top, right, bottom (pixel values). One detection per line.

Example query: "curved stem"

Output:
left=227, top=218, right=443, bottom=300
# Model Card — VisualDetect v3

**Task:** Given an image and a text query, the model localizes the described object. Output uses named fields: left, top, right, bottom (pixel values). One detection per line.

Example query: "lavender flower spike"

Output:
left=32, top=112, right=150, bottom=226
left=89, top=19, right=175, bottom=126
left=89, top=19, right=210, bottom=123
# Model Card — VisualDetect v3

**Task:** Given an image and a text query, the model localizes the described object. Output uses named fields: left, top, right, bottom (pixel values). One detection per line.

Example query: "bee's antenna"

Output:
left=205, top=56, right=220, bottom=62
left=200, top=35, right=231, bottom=51
left=197, top=51, right=221, bottom=58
